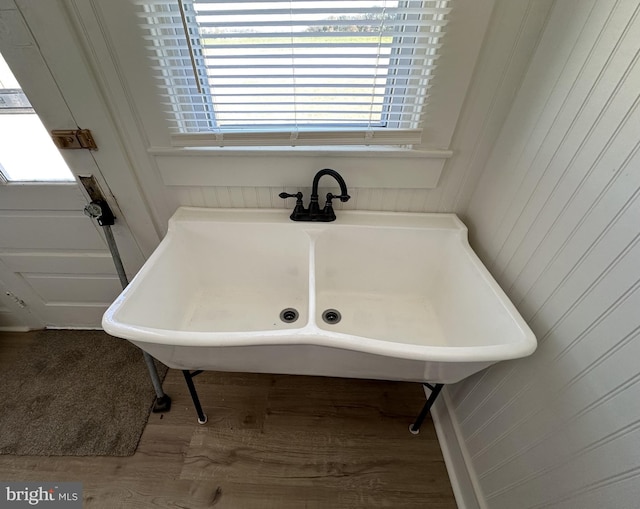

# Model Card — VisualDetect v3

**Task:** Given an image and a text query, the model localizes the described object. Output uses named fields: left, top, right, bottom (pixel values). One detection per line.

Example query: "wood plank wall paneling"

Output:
left=457, top=0, right=640, bottom=507
left=164, top=0, right=554, bottom=217
left=172, top=186, right=459, bottom=213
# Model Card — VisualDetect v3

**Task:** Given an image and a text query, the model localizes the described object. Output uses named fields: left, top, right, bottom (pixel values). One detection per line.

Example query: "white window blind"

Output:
left=138, top=0, right=451, bottom=147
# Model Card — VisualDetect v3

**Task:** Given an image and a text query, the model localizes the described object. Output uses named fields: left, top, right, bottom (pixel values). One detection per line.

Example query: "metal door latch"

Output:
left=51, top=129, right=97, bottom=150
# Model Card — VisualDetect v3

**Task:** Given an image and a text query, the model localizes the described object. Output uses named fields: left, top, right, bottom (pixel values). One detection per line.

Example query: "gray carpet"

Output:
left=0, top=330, right=168, bottom=456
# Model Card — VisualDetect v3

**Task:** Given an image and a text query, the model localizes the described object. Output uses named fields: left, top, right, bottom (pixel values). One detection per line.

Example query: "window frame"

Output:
left=0, top=53, right=76, bottom=183
left=146, top=0, right=452, bottom=146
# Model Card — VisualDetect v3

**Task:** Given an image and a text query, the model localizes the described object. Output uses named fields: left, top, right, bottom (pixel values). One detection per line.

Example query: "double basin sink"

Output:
left=103, top=208, right=536, bottom=384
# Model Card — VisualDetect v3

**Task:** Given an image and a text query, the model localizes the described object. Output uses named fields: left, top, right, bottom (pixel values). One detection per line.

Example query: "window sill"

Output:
left=149, top=146, right=452, bottom=189
left=148, top=145, right=452, bottom=158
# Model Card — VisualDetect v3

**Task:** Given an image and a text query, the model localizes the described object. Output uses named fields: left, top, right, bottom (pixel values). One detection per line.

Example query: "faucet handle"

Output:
left=326, top=192, right=350, bottom=203
left=279, top=192, right=303, bottom=200
left=280, top=191, right=307, bottom=220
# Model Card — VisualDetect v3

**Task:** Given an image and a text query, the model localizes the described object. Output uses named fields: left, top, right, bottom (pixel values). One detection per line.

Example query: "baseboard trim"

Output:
left=46, top=326, right=104, bottom=331
left=430, top=387, right=485, bottom=509
left=0, top=325, right=31, bottom=332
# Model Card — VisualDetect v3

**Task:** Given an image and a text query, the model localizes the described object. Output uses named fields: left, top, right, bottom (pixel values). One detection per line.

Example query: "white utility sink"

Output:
left=103, top=208, right=536, bottom=384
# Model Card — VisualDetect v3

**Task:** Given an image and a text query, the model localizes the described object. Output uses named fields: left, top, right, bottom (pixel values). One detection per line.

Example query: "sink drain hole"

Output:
left=322, top=309, right=342, bottom=324
left=280, top=308, right=299, bottom=323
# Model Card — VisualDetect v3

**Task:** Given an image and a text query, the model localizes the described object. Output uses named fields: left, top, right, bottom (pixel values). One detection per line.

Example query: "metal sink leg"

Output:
left=409, top=383, right=444, bottom=434
left=182, top=370, right=208, bottom=424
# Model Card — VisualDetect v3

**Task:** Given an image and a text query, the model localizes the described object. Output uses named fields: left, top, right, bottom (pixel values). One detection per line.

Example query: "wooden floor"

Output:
left=0, top=332, right=456, bottom=508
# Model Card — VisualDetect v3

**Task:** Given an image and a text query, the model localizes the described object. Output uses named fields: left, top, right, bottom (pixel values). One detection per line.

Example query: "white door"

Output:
left=0, top=3, right=154, bottom=329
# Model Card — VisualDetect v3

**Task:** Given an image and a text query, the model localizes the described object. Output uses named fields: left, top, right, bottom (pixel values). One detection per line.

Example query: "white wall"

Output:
left=453, top=0, right=640, bottom=507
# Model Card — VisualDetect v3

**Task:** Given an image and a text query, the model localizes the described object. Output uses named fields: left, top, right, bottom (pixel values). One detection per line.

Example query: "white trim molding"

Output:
left=151, top=147, right=452, bottom=188
left=431, top=387, right=486, bottom=509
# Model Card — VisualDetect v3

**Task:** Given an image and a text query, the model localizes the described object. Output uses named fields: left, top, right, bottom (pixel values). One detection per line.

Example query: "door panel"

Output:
left=0, top=185, right=126, bottom=328
left=0, top=252, right=116, bottom=274
left=24, top=275, right=121, bottom=304
left=0, top=212, right=106, bottom=250
left=0, top=2, right=150, bottom=329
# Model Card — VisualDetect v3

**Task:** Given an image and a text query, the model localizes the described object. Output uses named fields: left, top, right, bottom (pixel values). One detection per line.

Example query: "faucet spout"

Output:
left=311, top=168, right=350, bottom=202
left=308, top=168, right=350, bottom=219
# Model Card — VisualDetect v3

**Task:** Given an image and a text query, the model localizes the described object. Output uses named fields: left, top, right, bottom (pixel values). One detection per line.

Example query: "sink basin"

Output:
left=314, top=223, right=521, bottom=350
left=103, top=208, right=536, bottom=384
left=314, top=225, right=450, bottom=345
left=111, top=214, right=310, bottom=333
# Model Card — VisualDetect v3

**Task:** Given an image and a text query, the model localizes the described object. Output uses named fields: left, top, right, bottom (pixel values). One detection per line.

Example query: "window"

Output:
left=0, top=52, right=74, bottom=182
left=139, top=0, right=451, bottom=147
